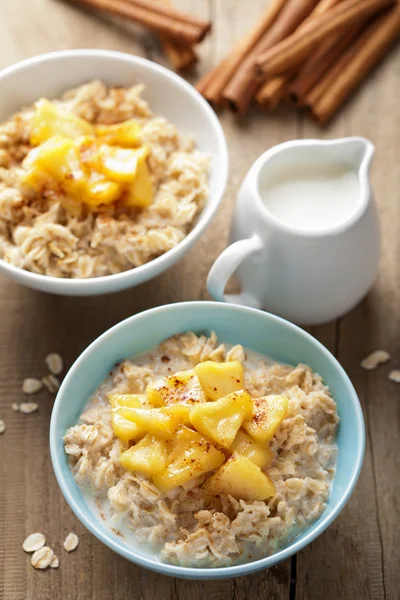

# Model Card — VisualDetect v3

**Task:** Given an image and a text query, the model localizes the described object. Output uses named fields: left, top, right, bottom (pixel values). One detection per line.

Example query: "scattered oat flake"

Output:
left=22, top=377, right=43, bottom=395
left=23, top=533, right=46, bottom=553
left=0, top=419, right=5, bottom=434
left=50, top=555, right=59, bottom=568
left=12, top=402, right=19, bottom=411
left=42, top=374, right=60, bottom=394
left=20, top=402, right=39, bottom=414
left=389, top=370, right=400, bottom=383
left=31, top=546, right=54, bottom=569
left=360, top=350, right=390, bottom=371
left=45, top=353, right=63, bottom=376
left=63, top=532, right=79, bottom=552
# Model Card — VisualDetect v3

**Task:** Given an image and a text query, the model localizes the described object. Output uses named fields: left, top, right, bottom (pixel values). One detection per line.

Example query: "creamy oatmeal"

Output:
left=64, top=332, right=338, bottom=567
left=0, top=81, right=209, bottom=278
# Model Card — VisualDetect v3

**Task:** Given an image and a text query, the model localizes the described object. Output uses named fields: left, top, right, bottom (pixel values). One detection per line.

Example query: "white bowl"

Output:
left=0, top=50, right=228, bottom=295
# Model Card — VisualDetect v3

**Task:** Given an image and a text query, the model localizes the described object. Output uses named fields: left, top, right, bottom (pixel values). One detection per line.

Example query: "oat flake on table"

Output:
left=0, top=419, right=5, bottom=434
left=63, top=532, right=79, bottom=552
left=31, top=546, right=54, bottom=569
left=42, top=374, right=61, bottom=393
left=20, top=402, right=39, bottom=414
left=50, top=555, right=59, bottom=568
left=12, top=402, right=19, bottom=411
left=45, top=353, right=63, bottom=376
left=22, top=378, right=43, bottom=394
left=360, top=350, right=390, bottom=370
left=23, top=533, right=46, bottom=553
left=389, top=370, right=400, bottom=383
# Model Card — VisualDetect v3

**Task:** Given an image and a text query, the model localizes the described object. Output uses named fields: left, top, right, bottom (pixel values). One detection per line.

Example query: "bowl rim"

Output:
left=50, top=301, right=365, bottom=580
left=0, top=49, right=228, bottom=291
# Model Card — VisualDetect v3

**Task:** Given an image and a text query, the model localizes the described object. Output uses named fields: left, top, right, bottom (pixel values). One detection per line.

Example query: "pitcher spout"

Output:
left=339, top=136, right=375, bottom=177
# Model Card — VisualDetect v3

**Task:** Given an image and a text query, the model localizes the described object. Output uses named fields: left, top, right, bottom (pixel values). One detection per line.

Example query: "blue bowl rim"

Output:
left=50, top=301, right=365, bottom=580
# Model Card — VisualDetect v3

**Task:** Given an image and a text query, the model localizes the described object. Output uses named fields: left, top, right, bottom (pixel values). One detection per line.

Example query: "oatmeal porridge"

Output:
left=0, top=81, right=209, bottom=278
left=64, top=332, right=338, bottom=567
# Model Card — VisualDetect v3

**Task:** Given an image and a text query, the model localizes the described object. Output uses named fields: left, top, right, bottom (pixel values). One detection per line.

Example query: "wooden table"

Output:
left=0, top=1, right=399, bottom=599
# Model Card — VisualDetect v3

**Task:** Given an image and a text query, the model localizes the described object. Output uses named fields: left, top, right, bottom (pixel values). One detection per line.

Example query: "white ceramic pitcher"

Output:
left=207, top=138, right=380, bottom=325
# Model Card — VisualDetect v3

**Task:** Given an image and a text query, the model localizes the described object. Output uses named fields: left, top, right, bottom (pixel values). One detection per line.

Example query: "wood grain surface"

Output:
left=0, top=1, right=399, bottom=599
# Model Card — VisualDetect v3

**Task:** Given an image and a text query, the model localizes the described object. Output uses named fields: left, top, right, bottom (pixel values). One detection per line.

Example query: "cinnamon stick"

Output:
left=256, top=0, right=394, bottom=77
left=309, top=5, right=400, bottom=125
left=195, top=0, right=287, bottom=105
left=289, top=26, right=363, bottom=105
left=160, top=39, right=197, bottom=71
left=223, top=0, right=320, bottom=114
left=255, top=75, right=290, bottom=109
left=71, top=0, right=211, bottom=45
left=158, top=0, right=197, bottom=71
left=256, top=0, right=342, bottom=110
left=256, top=0, right=344, bottom=108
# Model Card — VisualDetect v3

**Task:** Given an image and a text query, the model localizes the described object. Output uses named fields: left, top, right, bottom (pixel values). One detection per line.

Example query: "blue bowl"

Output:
left=50, top=302, right=365, bottom=580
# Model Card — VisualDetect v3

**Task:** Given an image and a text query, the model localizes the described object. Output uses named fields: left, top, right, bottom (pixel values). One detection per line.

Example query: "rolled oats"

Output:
left=389, top=370, right=400, bottom=383
left=42, top=374, right=60, bottom=394
left=23, top=533, right=46, bottom=553
left=20, top=402, right=39, bottom=414
left=31, top=546, right=54, bottom=569
left=64, top=332, right=338, bottom=568
left=63, top=532, right=79, bottom=552
left=360, top=350, right=390, bottom=370
left=45, top=353, right=63, bottom=375
left=0, top=419, right=5, bottom=434
left=50, top=555, right=59, bottom=568
left=22, top=378, right=43, bottom=394
left=12, top=402, right=19, bottom=411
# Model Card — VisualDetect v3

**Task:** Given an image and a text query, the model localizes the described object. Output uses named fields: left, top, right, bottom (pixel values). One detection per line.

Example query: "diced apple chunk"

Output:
left=146, top=370, right=206, bottom=407
left=111, top=411, right=143, bottom=443
left=189, top=390, right=253, bottom=448
left=243, top=395, right=289, bottom=443
left=230, top=429, right=274, bottom=468
left=95, top=119, right=141, bottom=147
left=153, top=426, right=225, bottom=492
left=120, top=435, right=167, bottom=475
left=30, top=99, right=93, bottom=145
left=204, top=456, right=276, bottom=501
left=118, top=404, right=188, bottom=439
left=194, top=361, right=244, bottom=401
left=96, top=145, right=149, bottom=183
left=109, top=393, right=146, bottom=442
left=124, top=159, right=153, bottom=207
left=109, top=393, right=147, bottom=409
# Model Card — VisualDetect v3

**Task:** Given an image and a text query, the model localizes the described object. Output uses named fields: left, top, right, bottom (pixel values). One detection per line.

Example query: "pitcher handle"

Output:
left=207, top=235, right=264, bottom=308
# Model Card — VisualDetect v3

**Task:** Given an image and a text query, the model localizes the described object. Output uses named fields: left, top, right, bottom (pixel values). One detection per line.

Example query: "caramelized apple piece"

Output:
left=120, top=434, right=168, bottom=475
left=194, top=361, right=244, bottom=401
left=22, top=136, right=83, bottom=185
left=204, top=456, right=276, bottom=501
left=109, top=393, right=147, bottom=408
left=230, top=429, right=274, bottom=468
left=124, top=159, right=153, bottom=207
left=243, top=395, right=289, bottom=443
left=83, top=172, right=121, bottom=207
left=146, top=370, right=206, bottom=408
left=95, top=119, right=141, bottom=147
left=119, top=404, right=188, bottom=439
left=189, top=390, right=253, bottom=448
left=109, top=393, right=146, bottom=442
left=96, top=145, right=149, bottom=183
left=153, top=426, right=225, bottom=492
left=30, top=99, right=93, bottom=145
